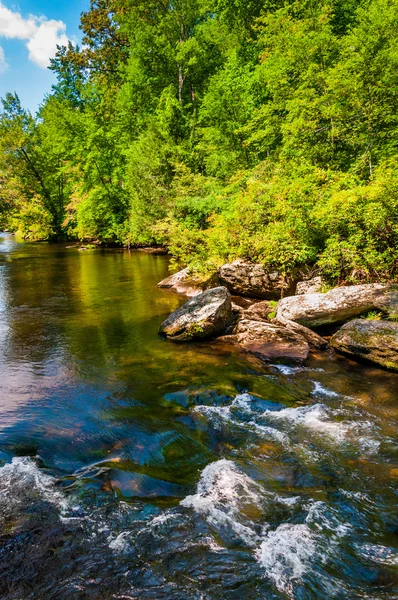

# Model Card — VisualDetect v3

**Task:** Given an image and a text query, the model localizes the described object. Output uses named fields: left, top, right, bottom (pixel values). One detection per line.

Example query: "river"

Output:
left=0, top=233, right=397, bottom=599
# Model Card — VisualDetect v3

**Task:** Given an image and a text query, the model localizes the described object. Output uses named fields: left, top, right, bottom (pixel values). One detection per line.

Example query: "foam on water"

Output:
left=271, top=364, right=304, bottom=375
left=179, top=394, right=381, bottom=599
left=270, top=365, right=325, bottom=375
left=180, top=459, right=262, bottom=546
left=230, top=392, right=253, bottom=410
left=256, top=501, right=354, bottom=595
left=263, top=403, right=352, bottom=442
left=305, top=501, right=352, bottom=539
left=193, top=393, right=253, bottom=418
left=194, top=391, right=383, bottom=458
left=149, top=511, right=175, bottom=528
left=256, top=523, right=316, bottom=594
left=184, top=459, right=261, bottom=506
left=263, top=403, right=382, bottom=455
left=179, top=460, right=365, bottom=599
left=0, top=456, right=67, bottom=511
left=194, top=404, right=290, bottom=445
left=355, top=543, right=398, bottom=566
left=312, top=382, right=339, bottom=397
left=180, top=459, right=304, bottom=555
left=248, top=421, right=290, bottom=444
left=194, top=394, right=290, bottom=445
left=108, top=531, right=131, bottom=552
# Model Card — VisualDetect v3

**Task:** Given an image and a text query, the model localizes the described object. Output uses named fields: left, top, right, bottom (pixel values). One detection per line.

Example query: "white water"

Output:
left=0, top=456, right=67, bottom=511
left=181, top=459, right=264, bottom=547
left=179, top=459, right=354, bottom=597
left=180, top=383, right=392, bottom=597
left=194, top=388, right=382, bottom=457
left=256, top=523, right=316, bottom=594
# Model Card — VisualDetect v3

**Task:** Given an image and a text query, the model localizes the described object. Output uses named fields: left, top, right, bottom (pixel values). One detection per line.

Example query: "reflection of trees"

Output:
left=1, top=243, right=259, bottom=481
left=2, top=243, right=179, bottom=380
left=61, top=250, right=181, bottom=373
left=2, top=247, right=76, bottom=366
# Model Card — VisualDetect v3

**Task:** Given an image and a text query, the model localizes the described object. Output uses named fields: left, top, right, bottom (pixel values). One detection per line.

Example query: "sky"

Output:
left=0, top=0, right=88, bottom=113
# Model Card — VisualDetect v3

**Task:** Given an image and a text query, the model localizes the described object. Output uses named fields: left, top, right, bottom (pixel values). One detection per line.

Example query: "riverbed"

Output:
left=0, top=233, right=397, bottom=599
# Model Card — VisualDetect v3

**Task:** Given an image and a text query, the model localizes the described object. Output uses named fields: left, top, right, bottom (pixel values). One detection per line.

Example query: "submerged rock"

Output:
left=330, top=319, right=398, bottom=371
left=220, top=319, right=310, bottom=363
left=218, top=260, right=295, bottom=299
left=159, top=287, right=233, bottom=341
left=157, top=268, right=218, bottom=298
left=277, top=284, right=398, bottom=328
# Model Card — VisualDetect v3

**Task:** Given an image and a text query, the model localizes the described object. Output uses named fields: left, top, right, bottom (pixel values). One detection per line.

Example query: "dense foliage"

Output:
left=1, top=0, right=398, bottom=283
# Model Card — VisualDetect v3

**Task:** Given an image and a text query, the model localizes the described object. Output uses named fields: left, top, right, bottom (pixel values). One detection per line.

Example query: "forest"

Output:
left=1, top=0, right=398, bottom=284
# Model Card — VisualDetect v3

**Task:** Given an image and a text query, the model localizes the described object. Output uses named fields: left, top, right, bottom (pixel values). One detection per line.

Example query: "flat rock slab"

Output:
left=277, top=284, right=398, bottom=328
left=220, top=319, right=309, bottom=362
left=331, top=319, right=398, bottom=371
left=159, top=286, right=233, bottom=342
left=218, top=260, right=295, bottom=299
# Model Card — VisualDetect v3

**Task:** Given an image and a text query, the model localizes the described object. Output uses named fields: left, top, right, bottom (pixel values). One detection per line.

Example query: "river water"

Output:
left=0, top=233, right=397, bottom=600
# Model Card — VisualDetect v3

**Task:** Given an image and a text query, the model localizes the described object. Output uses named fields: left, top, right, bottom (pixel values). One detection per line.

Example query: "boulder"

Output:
left=241, top=300, right=273, bottom=322
left=159, top=287, right=233, bottom=342
left=230, top=296, right=258, bottom=310
left=296, top=276, right=323, bottom=295
left=157, top=268, right=218, bottom=298
left=274, top=315, right=328, bottom=350
left=218, top=260, right=295, bottom=299
left=230, top=296, right=260, bottom=317
left=330, top=319, right=398, bottom=371
left=220, top=319, right=309, bottom=363
left=277, top=284, right=398, bottom=328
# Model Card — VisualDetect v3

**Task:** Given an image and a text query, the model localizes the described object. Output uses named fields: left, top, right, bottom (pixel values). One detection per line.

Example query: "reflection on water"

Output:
left=0, top=233, right=397, bottom=600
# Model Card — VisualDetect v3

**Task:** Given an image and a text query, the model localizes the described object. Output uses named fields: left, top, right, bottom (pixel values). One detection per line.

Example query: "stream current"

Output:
left=0, top=233, right=397, bottom=599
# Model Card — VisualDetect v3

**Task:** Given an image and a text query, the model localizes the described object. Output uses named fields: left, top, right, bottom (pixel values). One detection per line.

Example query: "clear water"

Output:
left=0, top=233, right=397, bottom=600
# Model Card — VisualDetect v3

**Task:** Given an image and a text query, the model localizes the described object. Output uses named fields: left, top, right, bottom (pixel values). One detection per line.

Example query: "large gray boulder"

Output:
left=159, top=287, right=233, bottom=341
left=331, top=319, right=398, bottom=371
left=158, top=268, right=218, bottom=298
left=218, top=260, right=295, bottom=299
left=219, top=320, right=310, bottom=362
left=277, top=284, right=398, bottom=328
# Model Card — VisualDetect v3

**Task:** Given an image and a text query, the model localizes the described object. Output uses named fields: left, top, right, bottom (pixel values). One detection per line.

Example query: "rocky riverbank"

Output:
left=158, top=261, right=398, bottom=371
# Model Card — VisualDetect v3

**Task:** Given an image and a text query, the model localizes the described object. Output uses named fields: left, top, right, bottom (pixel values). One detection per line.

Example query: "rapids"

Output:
left=0, top=233, right=397, bottom=599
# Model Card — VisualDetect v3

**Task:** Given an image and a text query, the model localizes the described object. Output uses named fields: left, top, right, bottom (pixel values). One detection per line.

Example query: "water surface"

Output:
left=0, top=234, right=397, bottom=599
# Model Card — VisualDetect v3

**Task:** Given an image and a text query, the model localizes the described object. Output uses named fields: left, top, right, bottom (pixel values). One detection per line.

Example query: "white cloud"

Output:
left=0, top=45, right=7, bottom=72
left=27, top=19, right=68, bottom=68
left=0, top=4, right=36, bottom=39
left=0, top=3, right=68, bottom=69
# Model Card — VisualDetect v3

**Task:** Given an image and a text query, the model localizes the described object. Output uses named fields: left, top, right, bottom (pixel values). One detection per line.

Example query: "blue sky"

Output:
left=0, top=0, right=88, bottom=113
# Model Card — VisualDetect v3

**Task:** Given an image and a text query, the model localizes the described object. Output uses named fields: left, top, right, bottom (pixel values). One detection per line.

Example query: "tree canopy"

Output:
left=1, top=0, right=398, bottom=283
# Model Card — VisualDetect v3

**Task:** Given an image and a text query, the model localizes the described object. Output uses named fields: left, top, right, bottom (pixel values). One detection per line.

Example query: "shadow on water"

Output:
left=0, top=233, right=397, bottom=599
